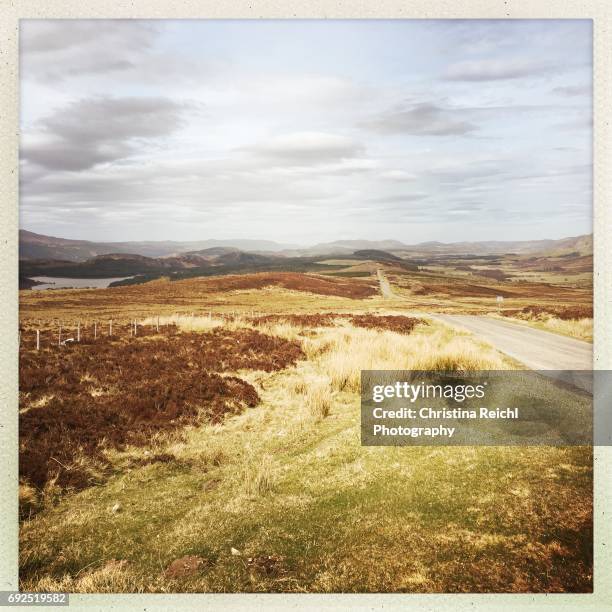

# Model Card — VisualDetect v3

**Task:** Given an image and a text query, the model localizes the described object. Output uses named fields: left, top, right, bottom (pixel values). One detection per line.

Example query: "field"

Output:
left=18, top=265, right=593, bottom=592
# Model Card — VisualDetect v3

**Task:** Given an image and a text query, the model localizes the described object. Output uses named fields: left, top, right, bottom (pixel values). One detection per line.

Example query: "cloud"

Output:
left=368, top=194, right=428, bottom=204
left=443, top=58, right=552, bottom=81
left=427, top=162, right=506, bottom=185
left=18, top=20, right=592, bottom=243
left=244, top=131, right=364, bottom=164
left=364, top=102, right=477, bottom=136
left=21, top=96, right=191, bottom=171
left=21, top=21, right=159, bottom=82
left=379, top=170, right=416, bottom=181
left=552, top=85, right=592, bottom=97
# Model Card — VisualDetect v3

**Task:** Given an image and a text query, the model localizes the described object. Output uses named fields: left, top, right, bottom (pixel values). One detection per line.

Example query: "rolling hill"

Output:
left=19, top=230, right=296, bottom=261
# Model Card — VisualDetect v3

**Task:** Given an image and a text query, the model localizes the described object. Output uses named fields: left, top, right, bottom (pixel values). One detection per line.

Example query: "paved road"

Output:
left=432, top=314, right=593, bottom=371
left=377, top=269, right=395, bottom=299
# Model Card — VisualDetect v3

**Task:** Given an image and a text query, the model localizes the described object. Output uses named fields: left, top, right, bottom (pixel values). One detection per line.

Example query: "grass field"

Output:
left=18, top=269, right=593, bottom=592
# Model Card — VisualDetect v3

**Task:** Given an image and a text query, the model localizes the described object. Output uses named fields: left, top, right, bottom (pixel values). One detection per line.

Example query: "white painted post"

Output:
left=77, top=322, right=80, bottom=342
left=156, top=316, right=159, bottom=332
left=36, top=329, right=40, bottom=351
left=134, top=320, right=137, bottom=336
left=94, top=322, right=97, bottom=339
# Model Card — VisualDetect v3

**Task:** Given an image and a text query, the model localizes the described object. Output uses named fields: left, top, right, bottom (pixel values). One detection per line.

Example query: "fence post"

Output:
left=36, top=329, right=40, bottom=351
left=77, top=322, right=80, bottom=342
left=156, top=316, right=159, bottom=332
left=134, top=320, right=137, bottom=336
left=94, top=322, right=97, bottom=339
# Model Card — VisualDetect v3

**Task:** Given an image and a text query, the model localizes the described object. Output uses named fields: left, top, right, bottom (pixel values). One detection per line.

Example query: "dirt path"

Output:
left=432, top=314, right=592, bottom=371
left=377, top=268, right=395, bottom=299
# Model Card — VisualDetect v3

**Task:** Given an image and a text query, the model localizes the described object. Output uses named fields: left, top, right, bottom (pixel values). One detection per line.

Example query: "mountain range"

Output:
left=19, top=230, right=593, bottom=262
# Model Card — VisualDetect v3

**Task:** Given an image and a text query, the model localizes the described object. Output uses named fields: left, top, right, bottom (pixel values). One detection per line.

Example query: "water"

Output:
left=30, top=276, right=134, bottom=290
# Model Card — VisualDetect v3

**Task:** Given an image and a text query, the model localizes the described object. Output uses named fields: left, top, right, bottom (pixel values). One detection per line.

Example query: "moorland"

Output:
left=18, top=230, right=593, bottom=592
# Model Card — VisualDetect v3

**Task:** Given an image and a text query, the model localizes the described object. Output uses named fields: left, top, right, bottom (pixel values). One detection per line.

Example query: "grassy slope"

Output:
left=489, top=314, right=593, bottom=343
left=20, top=319, right=592, bottom=593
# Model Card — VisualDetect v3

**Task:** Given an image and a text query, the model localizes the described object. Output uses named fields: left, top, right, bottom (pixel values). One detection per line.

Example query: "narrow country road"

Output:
left=431, top=314, right=593, bottom=371
left=377, top=269, right=395, bottom=299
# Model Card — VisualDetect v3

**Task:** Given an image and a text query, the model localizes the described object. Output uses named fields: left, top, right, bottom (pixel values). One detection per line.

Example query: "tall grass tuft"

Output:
left=242, top=453, right=276, bottom=497
left=305, top=378, right=332, bottom=420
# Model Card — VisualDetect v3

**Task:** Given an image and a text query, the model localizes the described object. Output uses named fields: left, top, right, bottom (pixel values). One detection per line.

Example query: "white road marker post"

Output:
left=58, top=324, right=62, bottom=347
left=94, top=321, right=97, bottom=339
left=36, top=329, right=40, bottom=351
left=77, top=321, right=80, bottom=342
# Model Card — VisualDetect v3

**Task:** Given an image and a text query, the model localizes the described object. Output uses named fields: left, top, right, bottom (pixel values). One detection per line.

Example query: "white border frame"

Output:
left=1, top=2, right=610, bottom=610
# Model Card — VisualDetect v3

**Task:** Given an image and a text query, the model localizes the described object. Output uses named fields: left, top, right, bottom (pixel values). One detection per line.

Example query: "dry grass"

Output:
left=241, top=452, right=277, bottom=497
left=540, top=317, right=592, bottom=341
left=303, top=323, right=506, bottom=393
left=141, top=313, right=306, bottom=342
left=492, top=313, right=593, bottom=342
left=303, top=378, right=333, bottom=420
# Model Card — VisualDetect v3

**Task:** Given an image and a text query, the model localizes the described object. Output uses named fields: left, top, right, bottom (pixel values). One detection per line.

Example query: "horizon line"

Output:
left=19, top=228, right=593, bottom=249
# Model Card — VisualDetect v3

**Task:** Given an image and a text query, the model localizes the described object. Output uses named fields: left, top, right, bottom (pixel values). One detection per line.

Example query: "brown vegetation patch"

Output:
left=189, top=328, right=304, bottom=371
left=196, top=272, right=378, bottom=299
left=502, top=305, right=592, bottom=320
left=252, top=313, right=340, bottom=327
left=19, top=328, right=303, bottom=492
left=516, top=254, right=593, bottom=274
left=349, top=315, right=425, bottom=334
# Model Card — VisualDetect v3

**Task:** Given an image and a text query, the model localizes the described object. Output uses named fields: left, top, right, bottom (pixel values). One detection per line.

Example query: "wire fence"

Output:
left=18, top=310, right=267, bottom=351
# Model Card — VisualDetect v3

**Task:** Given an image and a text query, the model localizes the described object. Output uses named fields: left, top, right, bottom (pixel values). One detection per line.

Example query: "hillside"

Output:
left=19, top=230, right=296, bottom=261
left=403, top=234, right=593, bottom=257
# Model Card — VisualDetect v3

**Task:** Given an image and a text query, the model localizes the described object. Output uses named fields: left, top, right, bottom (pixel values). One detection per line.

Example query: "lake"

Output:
left=30, top=276, right=134, bottom=290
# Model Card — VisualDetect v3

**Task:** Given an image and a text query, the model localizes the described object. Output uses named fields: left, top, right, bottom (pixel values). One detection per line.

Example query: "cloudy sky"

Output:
left=20, top=19, right=592, bottom=244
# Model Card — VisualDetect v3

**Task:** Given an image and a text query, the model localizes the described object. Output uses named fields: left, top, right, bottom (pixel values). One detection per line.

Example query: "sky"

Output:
left=19, top=19, right=592, bottom=244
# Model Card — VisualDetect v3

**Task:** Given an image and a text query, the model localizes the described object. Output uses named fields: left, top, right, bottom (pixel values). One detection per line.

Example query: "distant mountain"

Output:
left=19, top=229, right=593, bottom=264
left=403, top=234, right=593, bottom=257
left=19, top=230, right=296, bottom=261
left=314, top=239, right=409, bottom=251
